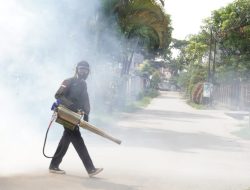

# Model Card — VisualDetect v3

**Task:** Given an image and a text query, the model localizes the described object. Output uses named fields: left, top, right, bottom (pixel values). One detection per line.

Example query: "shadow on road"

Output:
left=80, top=177, right=139, bottom=190
left=0, top=174, right=140, bottom=190
left=134, top=109, right=219, bottom=120
left=96, top=109, right=242, bottom=154
left=119, top=126, right=241, bottom=153
left=87, top=104, right=243, bottom=154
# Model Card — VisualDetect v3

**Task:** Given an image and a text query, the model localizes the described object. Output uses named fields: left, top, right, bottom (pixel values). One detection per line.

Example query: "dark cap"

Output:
left=77, top=61, right=89, bottom=70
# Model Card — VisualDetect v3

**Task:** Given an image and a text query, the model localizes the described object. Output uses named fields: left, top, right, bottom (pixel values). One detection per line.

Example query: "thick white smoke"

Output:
left=0, top=0, right=123, bottom=175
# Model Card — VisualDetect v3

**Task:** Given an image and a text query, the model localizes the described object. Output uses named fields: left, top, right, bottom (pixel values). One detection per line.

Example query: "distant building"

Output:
left=160, top=67, right=171, bottom=79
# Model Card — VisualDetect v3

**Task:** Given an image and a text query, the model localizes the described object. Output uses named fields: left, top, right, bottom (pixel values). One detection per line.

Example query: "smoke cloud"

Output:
left=0, top=0, right=124, bottom=175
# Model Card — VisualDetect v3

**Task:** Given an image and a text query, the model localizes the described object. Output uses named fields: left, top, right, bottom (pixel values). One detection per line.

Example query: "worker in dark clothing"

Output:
left=49, top=61, right=103, bottom=177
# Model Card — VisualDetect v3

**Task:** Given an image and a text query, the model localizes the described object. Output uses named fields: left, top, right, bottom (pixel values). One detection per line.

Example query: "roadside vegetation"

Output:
left=94, top=0, right=250, bottom=111
left=99, top=0, right=171, bottom=75
left=168, top=0, right=250, bottom=107
left=92, top=0, right=171, bottom=112
left=124, top=88, right=160, bottom=112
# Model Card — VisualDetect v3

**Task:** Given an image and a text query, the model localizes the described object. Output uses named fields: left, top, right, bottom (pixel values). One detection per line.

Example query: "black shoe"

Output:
left=49, top=166, right=65, bottom=174
left=88, top=168, right=103, bottom=177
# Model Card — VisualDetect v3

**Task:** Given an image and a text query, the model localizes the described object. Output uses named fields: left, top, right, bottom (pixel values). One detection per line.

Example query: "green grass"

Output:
left=231, top=123, right=250, bottom=140
left=122, top=88, right=159, bottom=113
left=123, top=97, right=153, bottom=112
left=136, top=97, right=152, bottom=107
left=187, top=100, right=206, bottom=109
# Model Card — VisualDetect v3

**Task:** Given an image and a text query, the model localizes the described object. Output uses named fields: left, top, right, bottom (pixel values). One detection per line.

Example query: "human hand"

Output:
left=84, top=114, right=89, bottom=122
left=77, top=109, right=85, bottom=115
left=51, top=99, right=61, bottom=110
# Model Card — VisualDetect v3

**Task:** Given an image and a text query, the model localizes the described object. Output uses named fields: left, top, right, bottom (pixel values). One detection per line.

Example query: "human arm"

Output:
left=81, top=81, right=90, bottom=121
left=55, top=79, right=73, bottom=107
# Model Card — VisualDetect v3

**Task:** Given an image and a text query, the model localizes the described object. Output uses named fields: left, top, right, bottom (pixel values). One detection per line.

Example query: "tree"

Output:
left=137, top=60, right=162, bottom=89
left=172, top=0, right=250, bottom=103
left=111, top=0, right=172, bottom=74
left=209, top=0, right=250, bottom=81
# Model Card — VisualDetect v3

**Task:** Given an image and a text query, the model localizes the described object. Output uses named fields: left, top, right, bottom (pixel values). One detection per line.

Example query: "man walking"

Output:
left=49, top=61, right=103, bottom=177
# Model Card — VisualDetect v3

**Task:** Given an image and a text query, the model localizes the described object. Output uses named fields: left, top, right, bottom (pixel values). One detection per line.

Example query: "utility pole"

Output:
left=208, top=27, right=213, bottom=83
left=212, top=37, right=217, bottom=83
left=207, top=26, right=216, bottom=106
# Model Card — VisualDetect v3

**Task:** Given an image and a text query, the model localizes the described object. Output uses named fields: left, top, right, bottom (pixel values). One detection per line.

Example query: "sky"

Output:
left=164, top=0, right=234, bottom=40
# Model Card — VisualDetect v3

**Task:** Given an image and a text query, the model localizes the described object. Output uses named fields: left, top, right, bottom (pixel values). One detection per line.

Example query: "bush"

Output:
left=177, top=71, right=190, bottom=95
left=144, top=88, right=159, bottom=98
left=150, top=71, right=161, bottom=89
left=123, top=88, right=159, bottom=112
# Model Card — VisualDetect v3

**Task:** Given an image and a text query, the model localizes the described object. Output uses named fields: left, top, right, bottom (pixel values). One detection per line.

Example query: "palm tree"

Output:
left=102, top=0, right=172, bottom=74
left=116, top=0, right=171, bottom=49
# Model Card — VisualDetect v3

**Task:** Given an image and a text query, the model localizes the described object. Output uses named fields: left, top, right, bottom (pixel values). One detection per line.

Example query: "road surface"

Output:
left=1, top=91, right=250, bottom=190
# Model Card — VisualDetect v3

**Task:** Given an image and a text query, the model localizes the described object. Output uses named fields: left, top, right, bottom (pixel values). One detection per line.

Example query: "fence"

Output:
left=213, top=82, right=250, bottom=110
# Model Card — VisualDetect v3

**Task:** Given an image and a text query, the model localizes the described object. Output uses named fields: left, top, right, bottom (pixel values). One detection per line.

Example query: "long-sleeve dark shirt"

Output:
left=55, top=77, right=90, bottom=114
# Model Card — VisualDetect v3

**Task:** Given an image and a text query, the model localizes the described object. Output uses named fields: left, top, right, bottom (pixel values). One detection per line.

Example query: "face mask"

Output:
left=77, top=68, right=89, bottom=80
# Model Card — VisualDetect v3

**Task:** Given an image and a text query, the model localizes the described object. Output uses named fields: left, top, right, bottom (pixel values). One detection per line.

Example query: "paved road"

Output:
left=1, top=91, right=250, bottom=190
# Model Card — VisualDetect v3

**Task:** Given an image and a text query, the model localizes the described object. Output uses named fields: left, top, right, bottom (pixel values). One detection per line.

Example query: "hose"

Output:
left=42, top=112, right=57, bottom=158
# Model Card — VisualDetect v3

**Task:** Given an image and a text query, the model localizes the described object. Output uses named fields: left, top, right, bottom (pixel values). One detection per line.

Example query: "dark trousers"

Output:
left=50, top=126, right=95, bottom=173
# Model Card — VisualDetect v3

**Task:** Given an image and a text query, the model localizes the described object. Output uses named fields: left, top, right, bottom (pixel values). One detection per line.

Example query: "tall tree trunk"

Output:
left=125, top=38, right=139, bottom=74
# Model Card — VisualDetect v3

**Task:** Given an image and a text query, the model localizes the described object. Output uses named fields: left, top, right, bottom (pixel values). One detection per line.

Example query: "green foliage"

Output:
left=171, top=0, right=250, bottom=103
left=232, top=123, right=250, bottom=140
left=150, top=71, right=161, bottom=89
left=123, top=103, right=139, bottom=112
left=211, top=0, right=250, bottom=56
left=187, top=100, right=206, bottom=109
left=138, top=60, right=155, bottom=76
left=137, top=88, right=159, bottom=99
left=177, top=64, right=206, bottom=99
left=187, top=64, right=206, bottom=98
left=114, top=0, right=172, bottom=53
left=177, top=71, right=189, bottom=92
left=124, top=88, right=159, bottom=112
left=168, top=75, right=178, bottom=86
left=209, top=1, right=249, bottom=50
left=123, top=97, right=151, bottom=112
left=144, top=88, right=159, bottom=97
left=100, top=0, right=172, bottom=75
left=137, top=60, right=163, bottom=89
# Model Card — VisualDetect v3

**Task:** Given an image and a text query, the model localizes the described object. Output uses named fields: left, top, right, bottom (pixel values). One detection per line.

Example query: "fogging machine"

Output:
left=43, top=105, right=121, bottom=158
